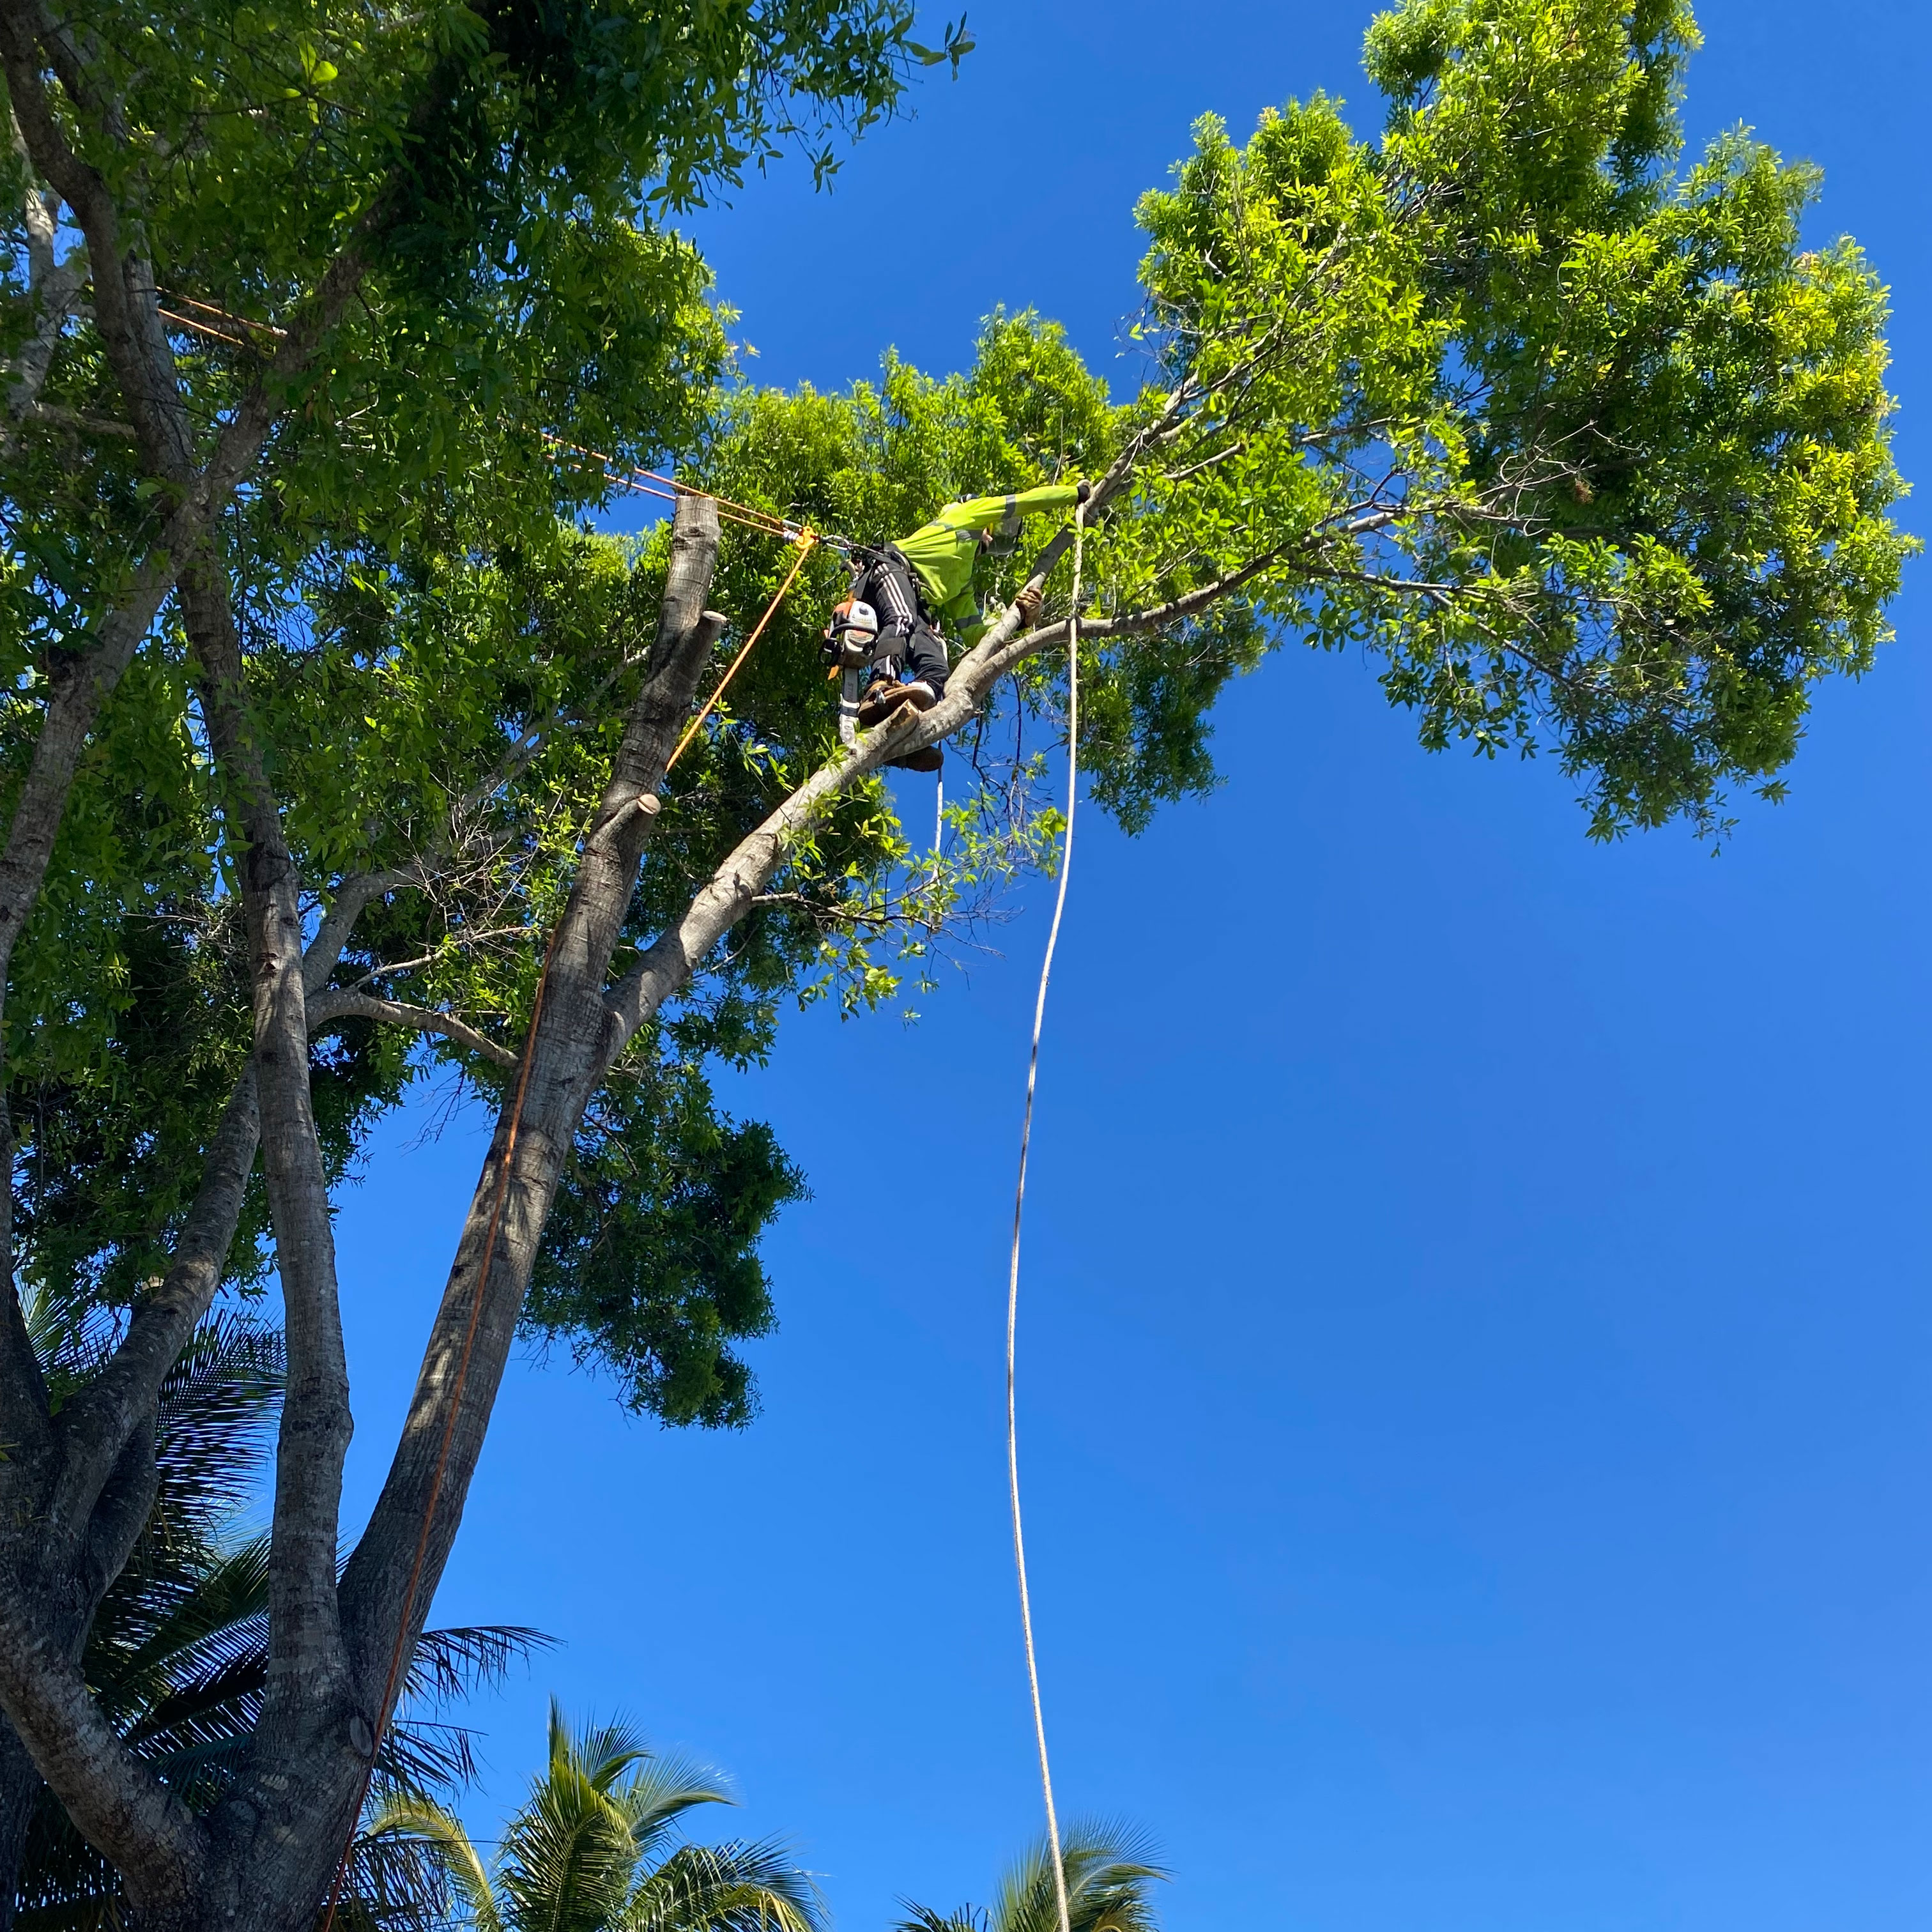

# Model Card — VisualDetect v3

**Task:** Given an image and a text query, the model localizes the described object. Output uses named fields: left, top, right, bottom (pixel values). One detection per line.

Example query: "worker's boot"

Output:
left=888, top=745, right=943, bottom=773
left=857, top=678, right=937, bottom=728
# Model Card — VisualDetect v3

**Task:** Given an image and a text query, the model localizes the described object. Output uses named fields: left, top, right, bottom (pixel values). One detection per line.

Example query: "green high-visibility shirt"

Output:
left=894, top=483, right=1081, bottom=648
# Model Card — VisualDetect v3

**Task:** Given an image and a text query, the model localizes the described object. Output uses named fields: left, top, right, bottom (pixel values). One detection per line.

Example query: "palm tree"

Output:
left=367, top=1702, right=825, bottom=1932
left=12, top=1289, right=545, bottom=1932
left=896, top=1822, right=1165, bottom=1932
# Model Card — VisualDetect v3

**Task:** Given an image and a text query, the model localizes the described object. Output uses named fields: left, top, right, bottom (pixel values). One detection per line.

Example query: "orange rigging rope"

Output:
left=666, top=528, right=817, bottom=773
left=151, top=299, right=845, bottom=553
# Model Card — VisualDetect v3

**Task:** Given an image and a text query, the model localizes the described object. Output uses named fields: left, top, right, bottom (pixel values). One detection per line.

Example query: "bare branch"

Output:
left=308, top=989, right=518, bottom=1068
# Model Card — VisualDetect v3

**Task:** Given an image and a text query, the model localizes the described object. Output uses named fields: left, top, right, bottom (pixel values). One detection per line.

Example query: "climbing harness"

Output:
left=821, top=591, right=881, bottom=750
left=1006, top=504, right=1084, bottom=1932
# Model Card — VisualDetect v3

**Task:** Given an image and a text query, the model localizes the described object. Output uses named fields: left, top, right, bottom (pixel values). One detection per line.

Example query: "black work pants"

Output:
left=861, top=549, right=949, bottom=694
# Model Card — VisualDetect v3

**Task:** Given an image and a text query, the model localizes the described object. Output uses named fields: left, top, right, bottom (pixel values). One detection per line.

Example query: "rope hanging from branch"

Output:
left=1006, top=503, right=1085, bottom=1932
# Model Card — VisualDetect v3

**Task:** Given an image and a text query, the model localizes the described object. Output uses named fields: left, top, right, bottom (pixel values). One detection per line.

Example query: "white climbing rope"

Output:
left=1006, top=503, right=1084, bottom=1932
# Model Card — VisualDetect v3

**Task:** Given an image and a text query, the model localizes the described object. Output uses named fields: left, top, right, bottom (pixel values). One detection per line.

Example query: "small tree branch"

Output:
left=307, top=990, right=518, bottom=1068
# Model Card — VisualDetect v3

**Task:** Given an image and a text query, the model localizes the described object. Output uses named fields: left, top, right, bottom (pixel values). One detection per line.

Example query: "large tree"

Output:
left=0, top=0, right=928, bottom=1922
left=0, top=1, right=1912, bottom=1929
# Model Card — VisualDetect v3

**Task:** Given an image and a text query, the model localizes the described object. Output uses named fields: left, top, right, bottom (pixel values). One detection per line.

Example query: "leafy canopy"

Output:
left=1, top=0, right=1911, bottom=1441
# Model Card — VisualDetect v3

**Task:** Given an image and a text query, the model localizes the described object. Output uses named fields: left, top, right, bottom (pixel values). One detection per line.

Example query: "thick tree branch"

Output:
left=0, top=1089, right=50, bottom=1466
left=3, top=108, right=88, bottom=429
left=47, top=1069, right=261, bottom=1537
left=19, top=402, right=135, bottom=439
left=179, top=554, right=351, bottom=1716
left=48, top=839, right=418, bottom=1540
left=75, top=1409, right=158, bottom=1609
left=597, top=482, right=1292, bottom=1071
left=336, top=499, right=728, bottom=1710
left=0, top=1, right=193, bottom=478
left=0, top=1596, right=204, bottom=1908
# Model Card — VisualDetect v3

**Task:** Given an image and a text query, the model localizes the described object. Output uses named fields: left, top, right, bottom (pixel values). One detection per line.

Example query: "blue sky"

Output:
left=326, top=3, right=1932, bottom=1928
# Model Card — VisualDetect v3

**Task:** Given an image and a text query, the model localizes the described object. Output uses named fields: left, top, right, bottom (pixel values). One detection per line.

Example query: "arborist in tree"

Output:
left=826, top=480, right=1090, bottom=771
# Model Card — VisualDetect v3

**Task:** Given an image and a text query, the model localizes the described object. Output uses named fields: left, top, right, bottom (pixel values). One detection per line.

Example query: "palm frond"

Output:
left=894, top=1905, right=985, bottom=1932
left=613, top=1752, right=736, bottom=1862
left=551, top=1700, right=654, bottom=1793
left=991, top=1821, right=1166, bottom=1932
left=151, top=1311, right=284, bottom=1524
left=404, top=1627, right=554, bottom=1713
left=111, top=1535, right=271, bottom=1710
left=375, top=1627, right=555, bottom=1802
left=499, top=1711, right=647, bottom=1932
left=361, top=1795, right=503, bottom=1932
left=621, top=1839, right=826, bottom=1932
left=20, top=1280, right=123, bottom=1404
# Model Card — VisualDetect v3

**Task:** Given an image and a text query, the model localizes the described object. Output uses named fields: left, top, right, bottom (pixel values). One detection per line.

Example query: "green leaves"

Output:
left=523, top=1052, right=805, bottom=1430
left=1116, top=0, right=1913, bottom=840
left=907, top=12, right=975, bottom=75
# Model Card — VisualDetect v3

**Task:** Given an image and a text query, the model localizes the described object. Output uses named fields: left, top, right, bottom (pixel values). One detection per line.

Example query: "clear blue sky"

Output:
left=326, top=4, right=1931, bottom=1927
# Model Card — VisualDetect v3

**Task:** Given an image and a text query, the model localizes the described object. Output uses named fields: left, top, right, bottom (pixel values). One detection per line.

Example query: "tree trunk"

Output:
left=0, top=1718, right=45, bottom=1932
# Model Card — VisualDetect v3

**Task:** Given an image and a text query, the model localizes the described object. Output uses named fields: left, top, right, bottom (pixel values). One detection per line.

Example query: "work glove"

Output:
left=1075, top=479, right=1092, bottom=505
left=1015, top=585, right=1043, bottom=625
